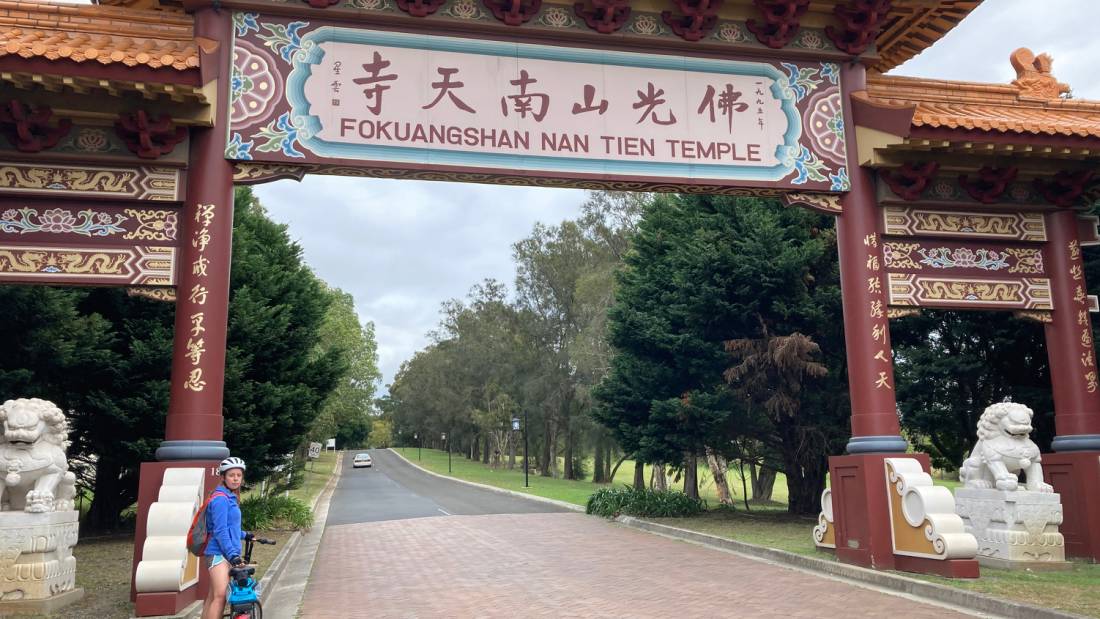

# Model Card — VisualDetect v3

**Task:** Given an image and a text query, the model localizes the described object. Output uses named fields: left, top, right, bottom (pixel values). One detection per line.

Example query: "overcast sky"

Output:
left=254, top=0, right=1100, bottom=392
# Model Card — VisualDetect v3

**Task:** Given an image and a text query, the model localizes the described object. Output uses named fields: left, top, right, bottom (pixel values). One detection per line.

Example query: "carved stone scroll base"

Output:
left=0, top=510, right=80, bottom=608
left=955, top=487, right=1069, bottom=569
left=812, top=487, right=836, bottom=550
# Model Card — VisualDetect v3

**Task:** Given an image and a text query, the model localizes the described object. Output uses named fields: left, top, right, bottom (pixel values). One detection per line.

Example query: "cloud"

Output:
left=255, top=178, right=585, bottom=390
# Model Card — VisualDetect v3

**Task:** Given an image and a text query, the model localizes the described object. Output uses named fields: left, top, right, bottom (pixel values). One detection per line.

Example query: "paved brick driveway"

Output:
left=300, top=513, right=977, bottom=618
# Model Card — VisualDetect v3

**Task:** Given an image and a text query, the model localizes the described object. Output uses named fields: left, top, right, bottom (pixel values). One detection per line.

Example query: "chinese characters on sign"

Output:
left=1067, top=240, right=1099, bottom=393
left=864, top=232, right=892, bottom=390
left=184, top=203, right=215, bottom=393
left=301, top=39, right=795, bottom=169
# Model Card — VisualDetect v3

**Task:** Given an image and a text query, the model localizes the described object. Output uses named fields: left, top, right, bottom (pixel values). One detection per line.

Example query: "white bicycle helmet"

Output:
left=219, top=456, right=246, bottom=474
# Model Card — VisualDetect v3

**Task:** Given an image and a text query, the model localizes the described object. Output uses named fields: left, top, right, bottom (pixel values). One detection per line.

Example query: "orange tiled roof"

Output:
left=0, top=0, right=197, bottom=71
left=867, top=74, right=1100, bottom=139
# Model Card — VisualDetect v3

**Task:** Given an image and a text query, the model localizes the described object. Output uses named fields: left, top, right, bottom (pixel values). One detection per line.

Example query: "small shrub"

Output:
left=241, top=495, right=314, bottom=531
left=586, top=486, right=706, bottom=518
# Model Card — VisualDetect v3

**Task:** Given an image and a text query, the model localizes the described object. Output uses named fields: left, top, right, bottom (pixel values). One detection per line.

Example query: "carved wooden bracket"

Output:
left=746, top=0, right=810, bottom=49
left=0, top=101, right=72, bottom=153
left=115, top=110, right=187, bottom=160
left=826, top=0, right=892, bottom=56
left=880, top=161, right=939, bottom=201
left=482, top=0, right=543, bottom=25
left=302, top=0, right=340, bottom=7
left=574, top=0, right=632, bottom=34
left=1035, top=170, right=1095, bottom=208
left=661, top=0, right=722, bottom=42
left=958, top=166, right=1018, bottom=204
left=397, top=0, right=448, bottom=16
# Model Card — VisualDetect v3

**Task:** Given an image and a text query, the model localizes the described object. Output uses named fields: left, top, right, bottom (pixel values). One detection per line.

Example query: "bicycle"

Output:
left=225, top=535, right=276, bottom=619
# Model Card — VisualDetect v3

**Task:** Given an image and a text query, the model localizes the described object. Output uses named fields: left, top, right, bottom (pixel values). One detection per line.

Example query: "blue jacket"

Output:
left=204, top=487, right=247, bottom=559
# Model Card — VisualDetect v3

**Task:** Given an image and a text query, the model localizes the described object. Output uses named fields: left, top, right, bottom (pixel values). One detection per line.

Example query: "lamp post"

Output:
left=514, top=413, right=529, bottom=488
left=415, top=432, right=421, bottom=461
left=442, top=432, right=450, bottom=474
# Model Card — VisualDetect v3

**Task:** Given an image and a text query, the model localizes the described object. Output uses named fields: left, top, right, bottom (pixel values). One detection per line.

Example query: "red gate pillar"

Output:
left=131, top=4, right=235, bottom=615
left=1042, top=209, right=1100, bottom=561
left=827, top=61, right=910, bottom=570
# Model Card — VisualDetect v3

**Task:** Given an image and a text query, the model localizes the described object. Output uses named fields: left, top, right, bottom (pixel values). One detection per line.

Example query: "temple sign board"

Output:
left=229, top=18, right=849, bottom=193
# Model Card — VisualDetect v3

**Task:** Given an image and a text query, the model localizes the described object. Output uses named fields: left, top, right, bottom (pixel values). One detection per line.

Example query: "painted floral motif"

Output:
left=805, top=88, right=845, bottom=165
left=1009, top=184, right=1034, bottom=202
left=0, top=207, right=127, bottom=237
left=780, top=63, right=823, bottom=103
left=443, top=0, right=483, bottom=18
left=713, top=22, right=748, bottom=42
left=231, top=41, right=281, bottom=128
left=259, top=21, right=309, bottom=63
left=783, top=145, right=830, bottom=185
left=254, top=112, right=305, bottom=158
left=931, top=180, right=958, bottom=199
left=918, top=247, right=1011, bottom=271
left=538, top=6, right=576, bottom=27
left=233, top=12, right=260, bottom=36
left=628, top=14, right=661, bottom=35
left=829, top=167, right=849, bottom=192
left=226, top=133, right=254, bottom=160
left=794, top=30, right=825, bottom=49
left=819, top=63, right=840, bottom=85
left=73, top=129, right=111, bottom=152
left=883, top=242, right=921, bottom=270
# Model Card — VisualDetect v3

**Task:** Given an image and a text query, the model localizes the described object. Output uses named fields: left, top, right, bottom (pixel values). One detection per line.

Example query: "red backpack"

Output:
left=186, top=489, right=231, bottom=557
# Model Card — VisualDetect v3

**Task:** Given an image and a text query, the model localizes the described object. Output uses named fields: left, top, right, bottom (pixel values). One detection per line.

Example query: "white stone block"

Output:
left=955, top=487, right=1066, bottom=564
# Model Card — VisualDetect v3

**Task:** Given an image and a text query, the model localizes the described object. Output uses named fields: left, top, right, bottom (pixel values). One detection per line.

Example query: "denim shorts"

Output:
left=206, top=554, right=226, bottom=570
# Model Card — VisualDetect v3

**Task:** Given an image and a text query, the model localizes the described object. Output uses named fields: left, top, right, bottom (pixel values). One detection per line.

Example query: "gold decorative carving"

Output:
left=887, top=308, right=920, bottom=319
left=882, top=242, right=921, bottom=270
left=784, top=193, right=842, bottom=214
left=0, top=245, right=176, bottom=285
left=0, top=162, right=181, bottom=201
left=883, top=207, right=1046, bottom=242
left=1004, top=248, right=1044, bottom=274
left=127, top=287, right=176, bottom=302
left=1010, top=48, right=1070, bottom=100
left=1013, top=310, right=1053, bottom=324
left=232, top=163, right=309, bottom=184
left=888, top=274, right=1052, bottom=311
left=123, top=209, right=179, bottom=242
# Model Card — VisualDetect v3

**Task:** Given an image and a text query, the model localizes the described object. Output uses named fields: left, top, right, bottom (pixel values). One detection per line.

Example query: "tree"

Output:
left=368, top=419, right=393, bottom=448
left=311, top=286, right=381, bottom=449
left=220, top=187, right=347, bottom=482
left=595, top=195, right=850, bottom=514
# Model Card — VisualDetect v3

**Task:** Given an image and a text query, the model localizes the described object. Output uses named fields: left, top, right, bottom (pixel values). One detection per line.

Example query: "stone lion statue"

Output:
left=0, top=399, right=76, bottom=512
left=959, top=402, right=1052, bottom=493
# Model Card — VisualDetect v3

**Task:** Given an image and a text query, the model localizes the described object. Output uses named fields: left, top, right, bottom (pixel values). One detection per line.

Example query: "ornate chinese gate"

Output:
left=2, top=0, right=1100, bottom=614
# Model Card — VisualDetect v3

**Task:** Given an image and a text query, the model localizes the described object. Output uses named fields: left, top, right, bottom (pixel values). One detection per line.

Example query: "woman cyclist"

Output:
left=202, top=456, right=254, bottom=619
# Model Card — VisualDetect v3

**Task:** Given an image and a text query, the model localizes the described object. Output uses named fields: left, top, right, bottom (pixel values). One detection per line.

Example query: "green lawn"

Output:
left=391, top=447, right=787, bottom=507
left=291, top=450, right=338, bottom=506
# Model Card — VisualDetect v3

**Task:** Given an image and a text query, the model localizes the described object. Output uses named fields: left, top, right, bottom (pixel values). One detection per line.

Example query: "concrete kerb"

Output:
left=386, top=448, right=585, bottom=513
left=256, top=450, right=343, bottom=600
left=258, top=450, right=344, bottom=619
left=615, top=516, right=1089, bottom=619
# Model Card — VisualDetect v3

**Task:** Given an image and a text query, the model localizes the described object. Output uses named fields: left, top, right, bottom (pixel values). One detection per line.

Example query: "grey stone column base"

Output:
left=155, top=440, right=229, bottom=461
left=1051, top=434, right=1100, bottom=452
left=846, top=435, right=909, bottom=454
left=0, top=587, right=83, bottom=616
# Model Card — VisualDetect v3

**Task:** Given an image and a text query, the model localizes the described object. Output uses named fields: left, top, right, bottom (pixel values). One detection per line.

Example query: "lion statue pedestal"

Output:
left=0, top=399, right=83, bottom=615
left=954, top=402, right=1068, bottom=570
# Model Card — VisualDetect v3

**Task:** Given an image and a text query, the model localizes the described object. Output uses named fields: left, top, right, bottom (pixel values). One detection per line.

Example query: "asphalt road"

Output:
left=324, top=448, right=571, bottom=526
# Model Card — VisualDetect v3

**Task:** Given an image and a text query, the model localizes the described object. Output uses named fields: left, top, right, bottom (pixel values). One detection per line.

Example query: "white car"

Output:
left=353, top=453, right=373, bottom=468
